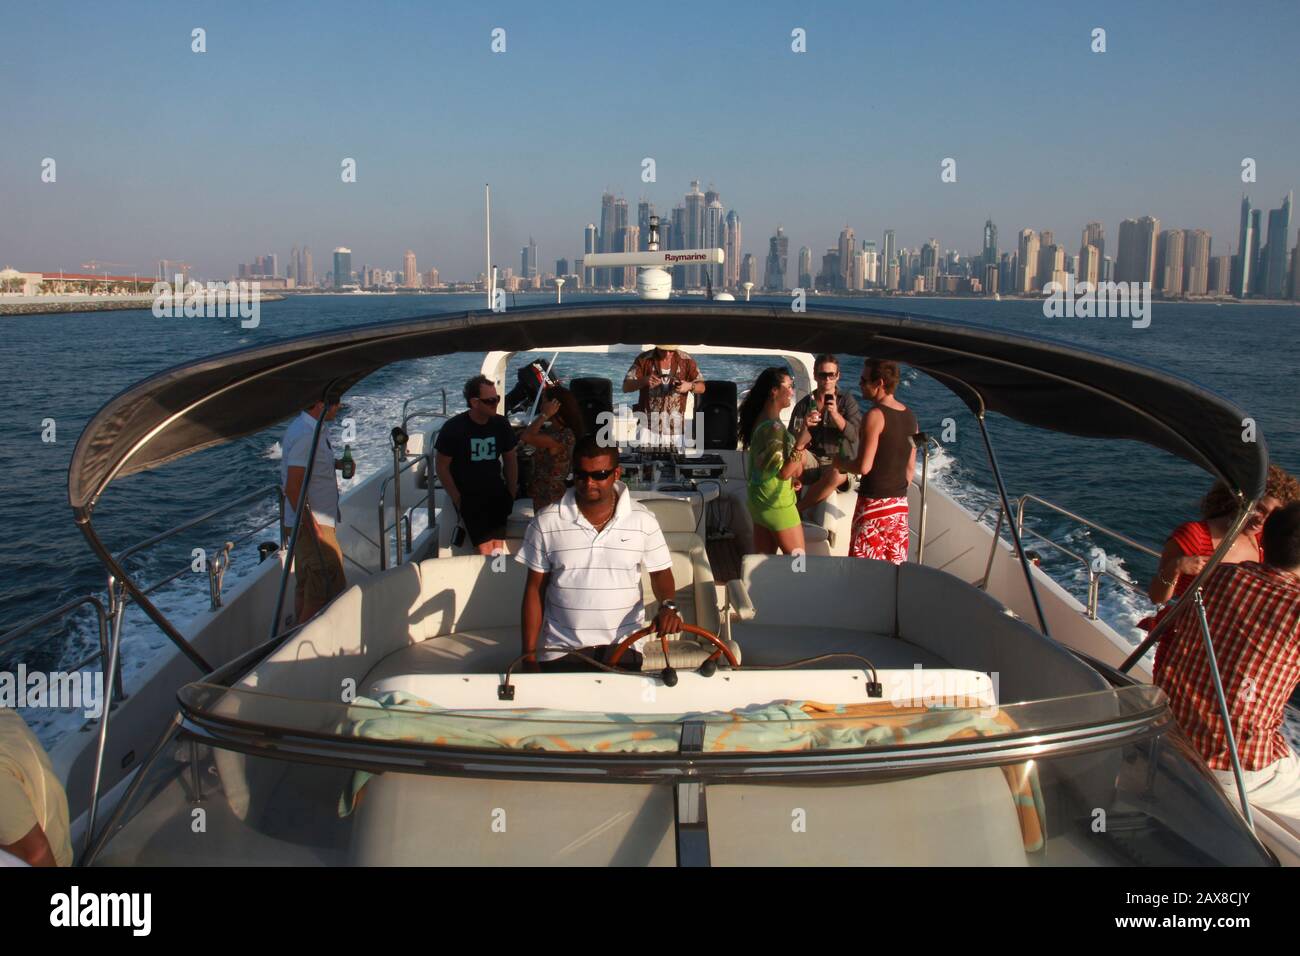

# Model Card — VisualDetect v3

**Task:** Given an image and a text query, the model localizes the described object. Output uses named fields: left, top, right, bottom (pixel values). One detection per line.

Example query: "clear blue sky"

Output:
left=3, top=0, right=1298, bottom=280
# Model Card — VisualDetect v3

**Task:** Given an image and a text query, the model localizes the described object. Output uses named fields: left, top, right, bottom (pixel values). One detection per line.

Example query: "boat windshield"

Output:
left=85, top=682, right=1273, bottom=866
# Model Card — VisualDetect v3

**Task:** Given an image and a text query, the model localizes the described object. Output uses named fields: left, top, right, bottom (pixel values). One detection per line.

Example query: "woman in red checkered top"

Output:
left=1142, top=465, right=1300, bottom=681
left=1155, top=501, right=1300, bottom=834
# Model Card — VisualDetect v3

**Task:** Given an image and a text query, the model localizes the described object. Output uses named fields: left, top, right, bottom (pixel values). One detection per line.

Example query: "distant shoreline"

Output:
left=4, top=289, right=1295, bottom=316
left=0, top=293, right=286, bottom=317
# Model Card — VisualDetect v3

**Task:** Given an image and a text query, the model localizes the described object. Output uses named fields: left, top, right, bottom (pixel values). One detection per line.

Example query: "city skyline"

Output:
left=5, top=2, right=1300, bottom=280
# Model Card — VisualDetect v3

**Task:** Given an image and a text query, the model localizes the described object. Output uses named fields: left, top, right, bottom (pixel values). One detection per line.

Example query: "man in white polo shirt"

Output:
left=518, top=434, right=683, bottom=671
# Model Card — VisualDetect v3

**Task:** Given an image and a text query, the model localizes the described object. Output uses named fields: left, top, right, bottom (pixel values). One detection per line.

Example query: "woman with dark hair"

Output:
left=739, top=367, right=817, bottom=555
left=1142, top=463, right=1300, bottom=678
left=518, top=383, right=585, bottom=511
left=833, top=359, right=917, bottom=564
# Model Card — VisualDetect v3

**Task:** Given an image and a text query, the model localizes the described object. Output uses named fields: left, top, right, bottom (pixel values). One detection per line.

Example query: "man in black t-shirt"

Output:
left=435, top=374, right=519, bottom=555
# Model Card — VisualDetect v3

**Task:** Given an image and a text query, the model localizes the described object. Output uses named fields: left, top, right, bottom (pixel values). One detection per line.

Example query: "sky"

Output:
left=3, top=0, right=1299, bottom=280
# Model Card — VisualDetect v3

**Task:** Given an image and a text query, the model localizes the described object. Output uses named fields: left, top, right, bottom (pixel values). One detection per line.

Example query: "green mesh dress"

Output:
left=747, top=418, right=801, bottom=532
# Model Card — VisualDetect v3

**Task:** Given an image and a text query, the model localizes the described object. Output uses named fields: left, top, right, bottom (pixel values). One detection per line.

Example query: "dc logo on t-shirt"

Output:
left=470, top=437, right=496, bottom=462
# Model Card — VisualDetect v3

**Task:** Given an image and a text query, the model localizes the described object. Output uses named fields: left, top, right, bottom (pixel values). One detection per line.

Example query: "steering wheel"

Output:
left=607, top=622, right=739, bottom=670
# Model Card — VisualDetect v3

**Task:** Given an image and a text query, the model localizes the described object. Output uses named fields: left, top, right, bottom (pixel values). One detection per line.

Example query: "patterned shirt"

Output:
left=626, top=349, right=701, bottom=426
left=527, top=425, right=575, bottom=511
left=1155, top=561, right=1300, bottom=770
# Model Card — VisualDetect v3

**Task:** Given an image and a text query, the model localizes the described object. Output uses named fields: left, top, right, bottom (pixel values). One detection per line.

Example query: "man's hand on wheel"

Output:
left=653, top=603, right=684, bottom=636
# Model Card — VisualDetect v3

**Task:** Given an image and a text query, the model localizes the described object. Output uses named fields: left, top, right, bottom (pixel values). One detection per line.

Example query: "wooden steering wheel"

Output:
left=606, top=622, right=739, bottom=669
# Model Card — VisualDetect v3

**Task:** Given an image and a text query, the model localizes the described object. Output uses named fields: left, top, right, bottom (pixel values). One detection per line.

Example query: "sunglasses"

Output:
left=473, top=395, right=500, bottom=406
left=573, top=467, right=617, bottom=482
left=815, top=371, right=839, bottom=378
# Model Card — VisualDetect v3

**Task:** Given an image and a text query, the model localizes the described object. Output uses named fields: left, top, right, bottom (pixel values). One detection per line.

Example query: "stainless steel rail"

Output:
left=974, top=493, right=1162, bottom=620
left=0, top=595, right=122, bottom=702
left=377, top=453, right=431, bottom=570
left=117, top=483, right=282, bottom=563
left=400, top=387, right=448, bottom=433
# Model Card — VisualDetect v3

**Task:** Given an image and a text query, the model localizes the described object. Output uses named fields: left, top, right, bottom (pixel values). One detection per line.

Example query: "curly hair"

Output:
left=1200, top=463, right=1300, bottom=519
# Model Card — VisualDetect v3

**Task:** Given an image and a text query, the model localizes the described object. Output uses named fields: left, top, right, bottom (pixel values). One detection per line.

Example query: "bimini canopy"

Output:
left=69, top=302, right=1267, bottom=516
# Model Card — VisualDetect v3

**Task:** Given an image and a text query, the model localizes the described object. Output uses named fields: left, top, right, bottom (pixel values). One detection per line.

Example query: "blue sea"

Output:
left=3, top=293, right=1299, bottom=747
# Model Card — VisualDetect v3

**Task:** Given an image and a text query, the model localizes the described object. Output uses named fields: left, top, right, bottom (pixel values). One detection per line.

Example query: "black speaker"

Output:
left=699, top=380, right=738, bottom=449
left=569, top=377, right=613, bottom=438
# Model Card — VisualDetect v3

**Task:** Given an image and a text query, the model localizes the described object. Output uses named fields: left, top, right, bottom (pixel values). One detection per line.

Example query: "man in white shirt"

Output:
left=518, top=435, right=683, bottom=671
left=281, top=399, right=348, bottom=623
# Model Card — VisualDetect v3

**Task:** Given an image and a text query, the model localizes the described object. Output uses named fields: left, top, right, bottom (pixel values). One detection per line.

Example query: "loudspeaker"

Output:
left=569, top=377, right=613, bottom=438
left=699, top=380, right=738, bottom=449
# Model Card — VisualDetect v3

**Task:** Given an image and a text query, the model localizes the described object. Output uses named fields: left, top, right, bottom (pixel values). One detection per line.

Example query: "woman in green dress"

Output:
left=738, top=367, right=818, bottom=555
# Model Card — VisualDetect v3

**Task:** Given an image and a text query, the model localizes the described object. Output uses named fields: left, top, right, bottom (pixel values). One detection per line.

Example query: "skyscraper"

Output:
left=598, top=192, right=617, bottom=288
left=288, top=244, right=298, bottom=284
left=1156, top=230, right=1185, bottom=296
left=403, top=250, right=419, bottom=287
left=1291, top=231, right=1300, bottom=299
left=1017, top=229, right=1039, bottom=293
left=1081, top=222, right=1105, bottom=267
left=703, top=189, right=725, bottom=290
left=1183, top=229, right=1211, bottom=296
left=1262, top=191, right=1293, bottom=298
left=333, top=247, right=352, bottom=289
left=863, top=240, right=879, bottom=285
left=301, top=247, right=313, bottom=288
left=723, top=210, right=741, bottom=289
left=1079, top=243, right=1100, bottom=286
left=882, top=230, right=896, bottom=277
left=1232, top=195, right=1253, bottom=297
left=982, top=219, right=998, bottom=268
left=764, top=226, right=788, bottom=291
left=426, top=267, right=439, bottom=288
left=1209, top=256, right=1231, bottom=296
left=1249, top=208, right=1264, bottom=295
left=740, top=253, right=758, bottom=286
left=838, top=227, right=856, bottom=287
left=556, top=258, right=569, bottom=276
left=637, top=200, right=652, bottom=252
left=1116, top=217, right=1160, bottom=287
left=521, top=237, right=538, bottom=279
left=620, top=225, right=639, bottom=288
left=683, top=181, right=706, bottom=288
left=920, top=239, right=939, bottom=292
left=797, top=246, right=813, bottom=289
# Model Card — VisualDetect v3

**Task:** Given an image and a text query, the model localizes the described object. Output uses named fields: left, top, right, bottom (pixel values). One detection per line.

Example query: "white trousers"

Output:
left=1214, top=749, right=1300, bottom=834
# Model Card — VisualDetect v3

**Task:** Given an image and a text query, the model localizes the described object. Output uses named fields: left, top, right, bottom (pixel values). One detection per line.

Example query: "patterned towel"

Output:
left=336, top=691, right=1046, bottom=852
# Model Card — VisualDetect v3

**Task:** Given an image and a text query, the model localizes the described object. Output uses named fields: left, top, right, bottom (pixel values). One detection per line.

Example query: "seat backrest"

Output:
left=895, top=562, right=1110, bottom=703
left=739, top=554, right=897, bottom=635
left=411, top=555, right=528, bottom=638
left=641, top=537, right=719, bottom=633
left=639, top=496, right=699, bottom=535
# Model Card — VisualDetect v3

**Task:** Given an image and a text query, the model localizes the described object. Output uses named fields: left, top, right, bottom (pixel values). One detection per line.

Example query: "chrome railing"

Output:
left=401, top=387, right=449, bottom=433
left=377, top=455, right=431, bottom=570
left=972, top=492, right=1161, bottom=620
left=0, top=595, right=122, bottom=702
